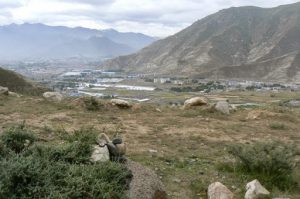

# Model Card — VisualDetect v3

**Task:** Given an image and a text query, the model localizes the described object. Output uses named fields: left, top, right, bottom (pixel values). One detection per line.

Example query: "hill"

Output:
left=0, top=67, right=48, bottom=95
left=0, top=91, right=299, bottom=198
left=0, top=23, right=156, bottom=61
left=104, top=2, right=300, bottom=82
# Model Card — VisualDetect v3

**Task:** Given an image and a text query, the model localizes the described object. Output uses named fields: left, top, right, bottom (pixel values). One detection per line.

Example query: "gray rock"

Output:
left=90, top=145, right=110, bottom=162
left=245, top=179, right=270, bottom=199
left=286, top=99, right=300, bottom=107
left=215, top=101, right=230, bottom=114
left=111, top=99, right=132, bottom=108
left=126, top=160, right=167, bottom=199
left=43, top=92, right=63, bottom=102
left=208, top=182, right=234, bottom=199
left=183, top=97, right=208, bottom=109
left=8, top=91, right=21, bottom=98
left=0, top=86, right=9, bottom=95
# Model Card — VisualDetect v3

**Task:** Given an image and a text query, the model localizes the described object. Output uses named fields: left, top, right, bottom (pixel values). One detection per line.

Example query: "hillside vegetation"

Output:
left=0, top=91, right=299, bottom=198
left=0, top=67, right=47, bottom=95
left=0, top=125, right=130, bottom=199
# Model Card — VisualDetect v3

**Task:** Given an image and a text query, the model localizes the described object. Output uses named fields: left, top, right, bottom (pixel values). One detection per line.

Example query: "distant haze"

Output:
left=0, top=23, right=156, bottom=61
left=0, top=0, right=300, bottom=37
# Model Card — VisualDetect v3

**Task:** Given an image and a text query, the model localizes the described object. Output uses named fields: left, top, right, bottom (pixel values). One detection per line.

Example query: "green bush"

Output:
left=61, top=128, right=98, bottom=144
left=228, top=141, right=299, bottom=190
left=0, top=126, right=36, bottom=153
left=0, top=142, right=9, bottom=159
left=0, top=155, right=130, bottom=199
left=0, top=127, right=131, bottom=199
left=84, top=97, right=103, bottom=111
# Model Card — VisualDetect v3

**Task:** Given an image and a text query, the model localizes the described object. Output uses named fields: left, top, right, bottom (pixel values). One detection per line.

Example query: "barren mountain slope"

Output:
left=104, top=2, right=300, bottom=82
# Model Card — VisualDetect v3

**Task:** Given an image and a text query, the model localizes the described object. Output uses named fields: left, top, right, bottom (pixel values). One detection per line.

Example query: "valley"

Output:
left=1, top=1, right=300, bottom=199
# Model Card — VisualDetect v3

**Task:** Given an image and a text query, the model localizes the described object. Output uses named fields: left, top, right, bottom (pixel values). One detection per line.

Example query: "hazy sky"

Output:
left=0, top=0, right=299, bottom=37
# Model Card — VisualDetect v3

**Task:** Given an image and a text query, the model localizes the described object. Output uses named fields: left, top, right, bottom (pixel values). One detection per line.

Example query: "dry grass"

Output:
left=0, top=91, right=300, bottom=198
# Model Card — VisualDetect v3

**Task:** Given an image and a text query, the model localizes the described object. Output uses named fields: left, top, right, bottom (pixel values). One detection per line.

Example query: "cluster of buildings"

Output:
left=150, top=77, right=300, bottom=92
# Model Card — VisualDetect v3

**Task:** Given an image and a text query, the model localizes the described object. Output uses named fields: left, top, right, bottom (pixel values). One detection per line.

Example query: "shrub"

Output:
left=84, top=97, right=103, bottom=111
left=0, top=142, right=9, bottom=159
left=0, top=126, right=36, bottom=153
left=62, top=128, right=98, bottom=144
left=0, top=127, right=131, bottom=199
left=0, top=155, right=130, bottom=199
left=29, top=128, right=97, bottom=164
left=228, top=141, right=299, bottom=190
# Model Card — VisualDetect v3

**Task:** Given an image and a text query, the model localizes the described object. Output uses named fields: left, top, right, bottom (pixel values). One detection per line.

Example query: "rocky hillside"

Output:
left=0, top=67, right=47, bottom=95
left=104, top=2, right=300, bottom=82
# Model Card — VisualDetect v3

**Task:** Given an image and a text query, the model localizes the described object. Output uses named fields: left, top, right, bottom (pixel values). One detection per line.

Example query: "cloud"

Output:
left=0, top=0, right=299, bottom=37
left=62, top=0, right=116, bottom=5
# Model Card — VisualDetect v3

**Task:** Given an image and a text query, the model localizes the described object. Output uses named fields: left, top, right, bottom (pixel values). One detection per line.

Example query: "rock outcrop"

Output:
left=0, top=86, right=9, bottom=95
left=245, top=179, right=270, bottom=199
left=126, top=160, right=167, bottom=199
left=183, top=97, right=208, bottom=109
left=285, top=99, right=300, bottom=107
left=90, top=145, right=110, bottom=162
left=8, top=91, right=21, bottom=98
left=0, top=87, right=22, bottom=97
left=43, top=92, right=63, bottom=102
left=215, top=101, right=230, bottom=114
left=111, top=99, right=132, bottom=108
left=207, top=182, right=234, bottom=199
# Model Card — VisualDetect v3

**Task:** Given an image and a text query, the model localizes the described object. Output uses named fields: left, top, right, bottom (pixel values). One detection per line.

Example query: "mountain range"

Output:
left=104, top=2, right=300, bottom=82
left=0, top=23, right=156, bottom=61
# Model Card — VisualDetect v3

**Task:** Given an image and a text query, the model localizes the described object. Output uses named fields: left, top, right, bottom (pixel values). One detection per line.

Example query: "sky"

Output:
left=0, top=0, right=299, bottom=37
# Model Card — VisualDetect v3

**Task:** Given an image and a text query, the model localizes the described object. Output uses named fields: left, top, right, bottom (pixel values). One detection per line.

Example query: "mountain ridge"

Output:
left=103, top=2, right=300, bottom=82
left=0, top=23, right=157, bottom=61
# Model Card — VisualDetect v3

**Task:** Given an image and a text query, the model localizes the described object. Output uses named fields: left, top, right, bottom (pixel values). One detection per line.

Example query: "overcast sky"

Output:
left=0, top=0, right=299, bottom=37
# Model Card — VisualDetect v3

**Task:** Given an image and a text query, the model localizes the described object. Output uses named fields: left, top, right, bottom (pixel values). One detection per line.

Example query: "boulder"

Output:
left=126, top=160, right=167, bottom=199
left=111, top=99, right=132, bottom=108
left=183, top=97, right=208, bottom=109
left=285, top=99, right=300, bottom=107
left=245, top=179, right=270, bottom=199
left=8, top=91, right=21, bottom=98
left=207, top=182, right=234, bottom=199
left=0, top=86, right=9, bottom=95
left=90, top=145, right=110, bottom=162
left=215, top=101, right=230, bottom=114
left=43, top=92, right=63, bottom=102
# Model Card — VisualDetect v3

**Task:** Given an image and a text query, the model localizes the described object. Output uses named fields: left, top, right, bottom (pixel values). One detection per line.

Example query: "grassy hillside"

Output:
left=0, top=67, right=48, bottom=95
left=0, top=91, right=299, bottom=198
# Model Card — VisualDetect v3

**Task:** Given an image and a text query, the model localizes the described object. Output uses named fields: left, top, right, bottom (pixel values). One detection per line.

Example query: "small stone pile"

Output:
left=90, top=134, right=167, bottom=199
left=91, top=133, right=126, bottom=163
